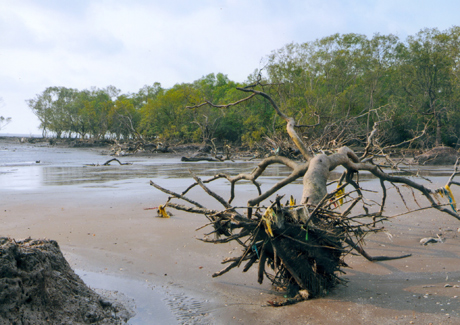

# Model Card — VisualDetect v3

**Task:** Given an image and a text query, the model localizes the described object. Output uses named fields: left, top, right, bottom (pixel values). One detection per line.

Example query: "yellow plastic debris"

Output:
left=435, top=185, right=457, bottom=212
left=262, top=208, right=274, bottom=237
left=336, top=183, right=345, bottom=206
left=157, top=205, right=170, bottom=218
left=444, top=184, right=457, bottom=212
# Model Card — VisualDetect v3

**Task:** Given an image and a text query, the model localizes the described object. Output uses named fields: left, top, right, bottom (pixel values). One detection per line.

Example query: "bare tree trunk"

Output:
left=435, top=111, right=442, bottom=147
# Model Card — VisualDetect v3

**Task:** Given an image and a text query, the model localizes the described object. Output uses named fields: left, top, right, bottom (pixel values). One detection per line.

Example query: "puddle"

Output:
left=76, top=270, right=210, bottom=324
left=76, top=270, right=176, bottom=324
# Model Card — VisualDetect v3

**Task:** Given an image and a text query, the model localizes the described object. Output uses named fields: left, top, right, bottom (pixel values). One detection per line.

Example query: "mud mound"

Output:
left=0, top=237, right=133, bottom=324
left=415, top=146, right=459, bottom=165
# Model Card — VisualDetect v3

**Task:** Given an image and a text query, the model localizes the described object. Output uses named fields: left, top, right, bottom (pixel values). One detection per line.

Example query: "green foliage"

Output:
left=26, top=27, right=460, bottom=148
left=264, top=28, right=460, bottom=148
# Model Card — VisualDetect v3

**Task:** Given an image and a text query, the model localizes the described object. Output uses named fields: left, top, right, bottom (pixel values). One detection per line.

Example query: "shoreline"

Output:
left=0, top=134, right=432, bottom=161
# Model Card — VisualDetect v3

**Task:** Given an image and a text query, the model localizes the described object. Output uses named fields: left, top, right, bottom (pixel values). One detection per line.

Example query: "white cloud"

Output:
left=1, top=0, right=459, bottom=134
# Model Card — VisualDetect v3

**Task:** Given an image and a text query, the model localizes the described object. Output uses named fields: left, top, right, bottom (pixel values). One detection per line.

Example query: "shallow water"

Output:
left=76, top=270, right=180, bottom=325
left=2, top=140, right=455, bottom=191
left=0, top=141, right=296, bottom=189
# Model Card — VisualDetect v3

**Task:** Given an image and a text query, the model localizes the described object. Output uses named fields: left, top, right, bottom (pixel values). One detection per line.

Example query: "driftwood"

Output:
left=85, top=158, right=132, bottom=166
left=181, top=157, right=221, bottom=162
left=103, top=158, right=132, bottom=165
left=152, top=78, right=460, bottom=305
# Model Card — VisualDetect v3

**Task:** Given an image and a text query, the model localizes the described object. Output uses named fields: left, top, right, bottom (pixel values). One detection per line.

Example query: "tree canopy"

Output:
left=26, top=27, right=460, bottom=148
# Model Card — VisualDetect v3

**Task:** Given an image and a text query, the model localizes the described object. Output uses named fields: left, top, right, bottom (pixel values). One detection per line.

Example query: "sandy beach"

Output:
left=1, top=142, right=460, bottom=324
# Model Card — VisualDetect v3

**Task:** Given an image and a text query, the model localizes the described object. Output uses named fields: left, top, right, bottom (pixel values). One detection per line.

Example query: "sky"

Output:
left=1, top=0, right=459, bottom=135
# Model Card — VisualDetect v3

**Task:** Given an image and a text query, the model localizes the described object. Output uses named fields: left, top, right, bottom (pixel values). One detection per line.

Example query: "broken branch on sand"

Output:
left=85, top=158, right=133, bottom=166
left=181, top=157, right=222, bottom=162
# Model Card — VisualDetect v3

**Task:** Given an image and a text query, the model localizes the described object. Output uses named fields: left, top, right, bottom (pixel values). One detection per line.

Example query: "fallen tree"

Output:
left=151, top=79, right=460, bottom=305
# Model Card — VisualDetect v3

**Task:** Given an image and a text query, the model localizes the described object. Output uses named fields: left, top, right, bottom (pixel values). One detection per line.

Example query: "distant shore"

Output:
left=0, top=134, right=430, bottom=160
left=0, top=135, right=266, bottom=162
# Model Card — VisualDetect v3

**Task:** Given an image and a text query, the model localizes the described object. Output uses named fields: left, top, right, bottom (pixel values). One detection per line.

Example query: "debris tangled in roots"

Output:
left=151, top=178, right=396, bottom=306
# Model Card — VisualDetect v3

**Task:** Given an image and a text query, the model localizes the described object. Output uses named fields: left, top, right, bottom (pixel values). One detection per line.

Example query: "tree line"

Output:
left=27, top=27, right=460, bottom=149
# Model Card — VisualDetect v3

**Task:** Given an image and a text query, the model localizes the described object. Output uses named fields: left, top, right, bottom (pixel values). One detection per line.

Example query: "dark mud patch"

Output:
left=415, top=146, right=459, bottom=165
left=0, top=237, right=133, bottom=324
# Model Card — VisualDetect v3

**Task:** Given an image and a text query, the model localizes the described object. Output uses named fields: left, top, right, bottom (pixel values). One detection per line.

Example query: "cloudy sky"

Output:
left=1, top=0, right=459, bottom=135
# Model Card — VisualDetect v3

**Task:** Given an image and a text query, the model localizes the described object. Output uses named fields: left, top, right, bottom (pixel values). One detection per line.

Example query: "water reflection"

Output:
left=38, top=161, right=302, bottom=186
left=76, top=270, right=177, bottom=325
left=1, top=166, right=42, bottom=190
left=1, top=159, right=290, bottom=188
left=1, top=141, right=456, bottom=190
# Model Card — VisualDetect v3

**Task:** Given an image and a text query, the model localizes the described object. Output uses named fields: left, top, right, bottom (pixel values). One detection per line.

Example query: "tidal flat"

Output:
left=1, top=138, right=460, bottom=324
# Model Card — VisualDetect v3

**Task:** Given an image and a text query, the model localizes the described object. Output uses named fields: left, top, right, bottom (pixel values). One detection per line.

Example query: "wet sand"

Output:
left=2, top=164, right=460, bottom=324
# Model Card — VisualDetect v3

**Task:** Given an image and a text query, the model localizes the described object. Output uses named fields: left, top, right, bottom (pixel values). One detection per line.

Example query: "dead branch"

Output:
left=104, top=158, right=132, bottom=165
left=150, top=180, right=206, bottom=209
left=85, top=158, right=132, bottom=166
left=237, top=87, right=312, bottom=160
left=181, top=157, right=221, bottom=162
left=191, top=172, right=234, bottom=211
left=295, top=112, right=321, bottom=128
left=186, top=93, right=257, bottom=110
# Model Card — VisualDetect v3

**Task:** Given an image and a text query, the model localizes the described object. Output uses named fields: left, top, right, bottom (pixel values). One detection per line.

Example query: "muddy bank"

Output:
left=415, top=146, right=460, bottom=165
left=8, top=135, right=460, bottom=165
left=0, top=136, right=299, bottom=160
left=0, top=237, right=133, bottom=324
